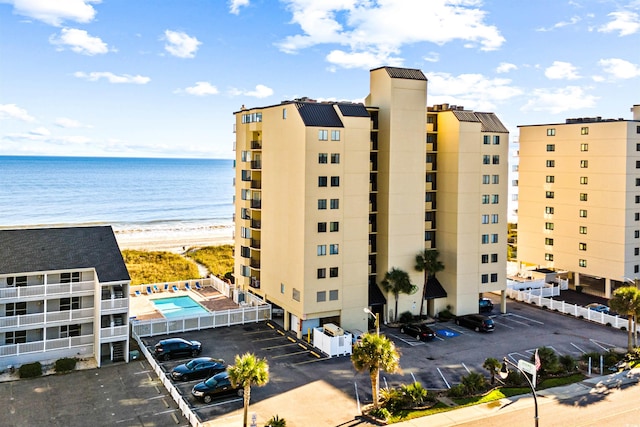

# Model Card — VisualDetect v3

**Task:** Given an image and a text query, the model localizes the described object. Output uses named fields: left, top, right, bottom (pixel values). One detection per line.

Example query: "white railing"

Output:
left=101, top=298, right=129, bottom=311
left=0, top=281, right=95, bottom=300
left=0, top=335, right=94, bottom=357
left=506, top=289, right=630, bottom=330
left=100, top=325, right=129, bottom=340
left=130, top=277, right=232, bottom=296
left=0, top=308, right=95, bottom=330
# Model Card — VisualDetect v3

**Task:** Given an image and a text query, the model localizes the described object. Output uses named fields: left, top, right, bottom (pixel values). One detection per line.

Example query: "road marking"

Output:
left=590, top=339, right=617, bottom=350
left=492, top=320, right=515, bottom=329
left=260, top=342, right=299, bottom=351
left=436, top=367, right=451, bottom=389
left=197, top=397, right=243, bottom=408
left=462, top=363, right=471, bottom=374
left=253, top=336, right=287, bottom=342
left=571, top=343, right=587, bottom=354
left=294, top=356, right=330, bottom=365
left=508, top=313, right=545, bottom=325
left=271, top=350, right=311, bottom=359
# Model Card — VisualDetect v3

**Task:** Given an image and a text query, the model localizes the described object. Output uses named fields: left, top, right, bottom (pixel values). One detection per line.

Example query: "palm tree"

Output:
left=351, top=333, right=401, bottom=409
left=483, top=357, right=501, bottom=385
left=610, top=286, right=640, bottom=351
left=414, top=249, right=444, bottom=317
left=227, top=352, right=269, bottom=427
left=381, top=267, right=415, bottom=322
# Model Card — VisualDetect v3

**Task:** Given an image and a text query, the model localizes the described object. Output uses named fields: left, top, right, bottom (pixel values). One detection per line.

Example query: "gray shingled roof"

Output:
left=295, top=102, right=344, bottom=127
left=337, top=103, right=370, bottom=117
left=452, top=110, right=509, bottom=133
left=0, top=226, right=130, bottom=283
left=380, top=66, right=427, bottom=81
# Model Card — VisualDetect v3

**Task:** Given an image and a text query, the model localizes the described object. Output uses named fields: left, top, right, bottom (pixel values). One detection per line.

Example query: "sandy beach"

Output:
left=114, top=224, right=234, bottom=252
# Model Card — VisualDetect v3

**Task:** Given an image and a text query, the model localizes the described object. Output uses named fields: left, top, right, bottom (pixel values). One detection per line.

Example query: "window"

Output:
left=481, top=254, right=489, bottom=263
left=318, top=176, right=327, bottom=187
left=492, top=194, right=499, bottom=204
left=493, top=135, right=500, bottom=145
left=636, top=195, right=640, bottom=204
left=580, top=226, right=587, bottom=234
left=579, top=209, right=587, bottom=217
left=241, top=208, right=250, bottom=220
left=283, top=108, right=287, bottom=119
left=241, top=265, right=250, bottom=277
left=317, top=245, right=326, bottom=256
left=636, top=230, right=640, bottom=239
left=637, top=143, right=640, bottom=151
left=636, top=161, right=640, bottom=169
left=545, top=206, right=554, bottom=214
left=545, top=253, right=554, bottom=261
left=545, top=238, right=554, bottom=245
left=546, top=191, right=555, bottom=199
left=6, top=302, right=26, bottom=316
left=581, top=143, right=588, bottom=152
left=60, top=297, right=80, bottom=311
left=241, top=189, right=250, bottom=200
left=318, top=199, right=327, bottom=209
left=492, top=174, right=499, bottom=184
left=61, top=272, right=80, bottom=283
left=318, top=222, right=327, bottom=232
left=330, top=176, right=340, bottom=187
left=491, top=273, right=498, bottom=282
left=482, top=194, right=490, bottom=204
left=581, top=127, right=589, bottom=135
left=491, top=234, right=498, bottom=243
left=636, top=248, right=639, bottom=256
left=635, top=213, right=639, bottom=221
left=241, top=227, right=250, bottom=238
left=317, top=269, right=326, bottom=279
left=545, top=222, right=554, bottom=230
left=318, top=153, right=328, bottom=164
left=491, top=253, right=498, bottom=263
left=281, top=283, right=285, bottom=294
left=579, top=243, right=587, bottom=251
left=546, top=160, right=555, bottom=167
left=492, top=214, right=499, bottom=223
left=546, top=144, right=555, bottom=152
left=483, top=135, right=490, bottom=145
left=482, top=174, right=490, bottom=184
left=241, top=112, right=262, bottom=123
left=329, top=244, right=339, bottom=255
left=482, top=234, right=489, bottom=244
left=60, top=324, right=80, bottom=338
left=331, top=153, right=340, bottom=164
left=580, top=176, right=588, bottom=185
left=481, top=214, right=489, bottom=224
left=317, top=291, right=326, bottom=302
left=330, top=199, right=339, bottom=209
left=481, top=274, right=489, bottom=284
left=579, top=259, right=587, bottom=268
left=547, top=128, right=556, bottom=136
left=241, top=170, right=251, bottom=181
left=580, top=160, right=588, bottom=168
left=637, top=126, right=640, bottom=134
left=331, top=130, right=340, bottom=141
left=483, top=155, right=490, bottom=165
left=318, top=130, right=328, bottom=141
left=492, top=155, right=500, bottom=164
left=636, top=265, right=639, bottom=274
left=329, top=290, right=339, bottom=300
left=330, top=221, right=339, bottom=232
left=6, top=331, right=26, bottom=344
left=330, top=267, right=339, bottom=278
left=580, top=193, right=588, bottom=201
left=240, top=246, right=250, bottom=258
left=293, top=288, right=301, bottom=301
left=546, top=175, right=555, bottom=183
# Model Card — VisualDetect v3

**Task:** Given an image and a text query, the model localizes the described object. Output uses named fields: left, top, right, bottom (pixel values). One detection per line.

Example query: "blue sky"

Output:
left=1, top=0, right=639, bottom=159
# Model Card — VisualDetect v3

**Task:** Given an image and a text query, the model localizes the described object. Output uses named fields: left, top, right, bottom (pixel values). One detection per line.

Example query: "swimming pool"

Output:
left=151, top=296, right=210, bottom=318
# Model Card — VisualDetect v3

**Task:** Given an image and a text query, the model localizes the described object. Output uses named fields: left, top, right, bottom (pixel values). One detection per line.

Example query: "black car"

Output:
left=154, top=337, right=202, bottom=361
left=479, top=298, right=494, bottom=313
left=171, top=357, right=225, bottom=381
left=455, top=314, right=495, bottom=332
left=191, top=371, right=243, bottom=403
left=399, top=323, right=436, bottom=341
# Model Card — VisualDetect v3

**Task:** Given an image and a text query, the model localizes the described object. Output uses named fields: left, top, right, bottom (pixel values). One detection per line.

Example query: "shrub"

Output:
left=188, top=245, right=234, bottom=278
left=369, top=407, right=390, bottom=421
left=503, top=370, right=526, bottom=387
left=461, top=371, right=487, bottom=395
left=122, top=250, right=199, bottom=285
left=19, top=362, right=42, bottom=379
left=380, top=387, right=405, bottom=412
left=265, top=414, right=286, bottom=427
left=399, top=311, right=413, bottom=324
left=54, top=357, right=77, bottom=373
left=447, top=383, right=467, bottom=398
left=581, top=351, right=601, bottom=363
left=401, top=382, right=428, bottom=406
left=532, top=347, right=560, bottom=376
left=559, top=354, right=577, bottom=373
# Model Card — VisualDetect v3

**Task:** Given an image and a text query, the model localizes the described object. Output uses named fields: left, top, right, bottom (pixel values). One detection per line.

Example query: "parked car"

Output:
left=170, top=357, right=225, bottom=381
left=586, top=303, right=610, bottom=314
left=154, top=337, right=202, bottom=361
left=479, top=298, right=494, bottom=313
left=455, top=314, right=495, bottom=332
left=399, top=323, right=436, bottom=341
left=191, top=371, right=243, bottom=403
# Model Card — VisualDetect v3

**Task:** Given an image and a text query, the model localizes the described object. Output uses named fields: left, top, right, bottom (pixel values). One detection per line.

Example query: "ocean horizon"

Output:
left=0, top=156, right=235, bottom=236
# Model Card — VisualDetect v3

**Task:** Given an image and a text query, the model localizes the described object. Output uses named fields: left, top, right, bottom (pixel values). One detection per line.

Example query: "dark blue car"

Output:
left=170, top=357, right=225, bottom=381
left=191, top=371, right=243, bottom=403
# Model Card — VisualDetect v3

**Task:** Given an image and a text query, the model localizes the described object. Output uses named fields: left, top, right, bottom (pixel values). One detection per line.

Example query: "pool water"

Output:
left=151, top=295, right=210, bottom=318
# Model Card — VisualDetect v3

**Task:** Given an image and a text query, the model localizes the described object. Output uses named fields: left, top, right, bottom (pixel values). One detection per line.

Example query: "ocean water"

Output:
left=0, top=156, right=234, bottom=235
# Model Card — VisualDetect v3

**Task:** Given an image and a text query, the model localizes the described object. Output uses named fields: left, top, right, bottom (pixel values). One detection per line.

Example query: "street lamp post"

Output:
left=363, top=307, right=379, bottom=336
left=499, top=357, right=538, bottom=427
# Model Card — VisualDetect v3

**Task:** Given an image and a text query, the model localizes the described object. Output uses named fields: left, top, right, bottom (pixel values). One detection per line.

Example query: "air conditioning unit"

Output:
left=323, top=323, right=344, bottom=337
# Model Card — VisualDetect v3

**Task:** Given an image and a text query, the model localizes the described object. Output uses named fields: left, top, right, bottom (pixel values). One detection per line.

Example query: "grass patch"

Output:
left=187, top=245, right=234, bottom=279
left=122, top=250, right=200, bottom=285
left=537, top=373, right=585, bottom=389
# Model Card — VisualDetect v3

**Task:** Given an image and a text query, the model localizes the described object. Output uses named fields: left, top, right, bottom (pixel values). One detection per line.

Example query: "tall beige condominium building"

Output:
left=517, top=105, right=640, bottom=298
left=233, top=67, right=509, bottom=336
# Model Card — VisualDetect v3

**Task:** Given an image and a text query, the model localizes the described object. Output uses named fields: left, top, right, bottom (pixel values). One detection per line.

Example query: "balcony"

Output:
left=251, top=200, right=262, bottom=209
left=0, top=281, right=95, bottom=302
left=100, top=325, right=129, bottom=341
left=250, top=239, right=261, bottom=249
left=250, top=277, right=260, bottom=289
left=100, top=298, right=129, bottom=314
left=0, top=307, right=95, bottom=331
left=0, top=335, right=94, bottom=358
left=251, top=160, right=262, bottom=170
left=250, top=219, right=261, bottom=229
left=251, top=180, right=262, bottom=189
left=251, top=140, right=262, bottom=149
left=250, top=259, right=261, bottom=269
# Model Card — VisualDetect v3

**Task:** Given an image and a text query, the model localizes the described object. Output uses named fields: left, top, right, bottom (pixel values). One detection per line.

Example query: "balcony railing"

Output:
left=0, top=334, right=94, bottom=357
left=251, top=160, right=262, bottom=169
left=100, top=325, right=129, bottom=340
left=250, top=259, right=261, bottom=269
left=251, top=180, right=262, bottom=189
left=250, top=219, right=261, bottom=229
left=0, top=281, right=95, bottom=301
left=100, top=298, right=129, bottom=312
left=250, top=239, right=261, bottom=249
left=251, top=200, right=262, bottom=209
left=0, top=308, right=95, bottom=330
left=251, top=140, right=262, bottom=149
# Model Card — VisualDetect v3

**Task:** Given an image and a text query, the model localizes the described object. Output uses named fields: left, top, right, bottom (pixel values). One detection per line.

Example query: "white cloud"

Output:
left=521, top=86, right=598, bottom=114
left=229, top=84, right=274, bottom=98
left=276, top=0, right=505, bottom=69
left=426, top=72, right=522, bottom=111
left=55, top=117, right=90, bottom=128
left=163, top=30, right=201, bottom=58
left=598, top=58, right=640, bottom=79
left=423, top=52, right=439, bottom=63
left=30, top=126, right=51, bottom=136
left=496, top=62, right=517, bottom=73
left=74, top=71, right=151, bottom=84
left=536, top=15, right=581, bottom=32
left=49, top=28, right=110, bottom=55
left=229, top=0, right=249, bottom=14
left=545, top=61, right=581, bottom=80
left=0, top=103, right=35, bottom=121
left=3, top=0, right=100, bottom=26
left=178, top=82, right=220, bottom=96
left=598, top=11, right=640, bottom=36
left=326, top=49, right=403, bottom=69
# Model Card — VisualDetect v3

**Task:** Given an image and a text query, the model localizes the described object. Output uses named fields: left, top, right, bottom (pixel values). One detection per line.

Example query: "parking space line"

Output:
left=261, top=343, right=299, bottom=351
left=571, top=343, right=587, bottom=354
left=498, top=314, right=530, bottom=327
left=294, top=356, right=330, bottom=365
left=254, top=336, right=287, bottom=342
left=436, top=367, right=450, bottom=389
left=196, top=397, right=243, bottom=408
left=492, top=320, right=515, bottom=329
left=271, top=350, right=311, bottom=359
left=508, top=313, right=545, bottom=325
left=462, top=363, right=471, bottom=374
left=591, top=339, right=617, bottom=351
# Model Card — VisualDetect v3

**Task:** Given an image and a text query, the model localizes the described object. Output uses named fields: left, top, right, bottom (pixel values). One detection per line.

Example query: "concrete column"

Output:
left=500, top=290, right=507, bottom=314
left=284, top=311, right=290, bottom=331
left=575, top=272, right=580, bottom=290
left=605, top=278, right=612, bottom=298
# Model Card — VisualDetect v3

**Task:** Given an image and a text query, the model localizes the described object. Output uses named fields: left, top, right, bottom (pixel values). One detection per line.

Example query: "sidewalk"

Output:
left=391, top=368, right=640, bottom=427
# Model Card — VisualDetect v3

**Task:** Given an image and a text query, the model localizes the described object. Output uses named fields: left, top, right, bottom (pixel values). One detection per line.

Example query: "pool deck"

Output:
left=130, top=285, right=240, bottom=321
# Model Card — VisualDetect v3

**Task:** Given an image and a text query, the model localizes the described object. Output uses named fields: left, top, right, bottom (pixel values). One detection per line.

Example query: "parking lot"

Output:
left=138, top=296, right=629, bottom=426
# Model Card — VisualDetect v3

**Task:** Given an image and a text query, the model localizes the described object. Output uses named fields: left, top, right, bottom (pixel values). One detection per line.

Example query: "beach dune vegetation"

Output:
left=187, top=245, right=234, bottom=280
left=122, top=250, right=200, bottom=285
